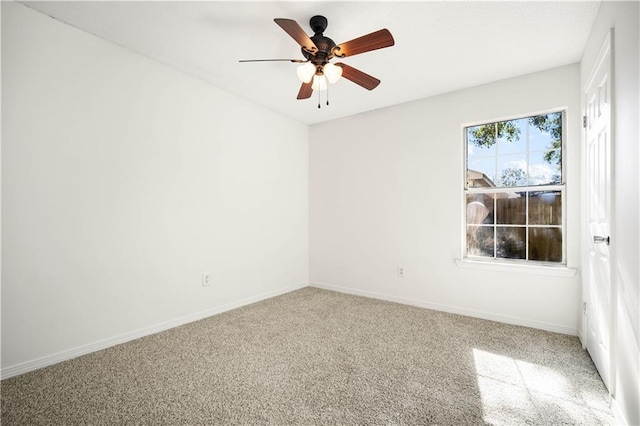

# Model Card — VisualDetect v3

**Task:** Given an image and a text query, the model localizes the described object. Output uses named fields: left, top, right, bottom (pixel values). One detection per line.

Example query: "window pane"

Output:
left=528, top=112, right=562, bottom=152
left=467, top=156, right=496, bottom=188
left=467, top=194, right=494, bottom=224
left=467, top=124, right=497, bottom=157
left=496, top=227, right=526, bottom=259
left=497, top=118, right=527, bottom=155
left=528, top=112, right=562, bottom=186
left=496, top=192, right=526, bottom=225
left=496, top=153, right=528, bottom=187
left=529, top=150, right=561, bottom=185
left=467, top=226, right=494, bottom=257
left=529, top=228, right=562, bottom=262
left=529, top=191, right=562, bottom=225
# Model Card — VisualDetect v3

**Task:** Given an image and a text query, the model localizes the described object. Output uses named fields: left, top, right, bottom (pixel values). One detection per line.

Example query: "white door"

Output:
left=583, top=30, right=613, bottom=390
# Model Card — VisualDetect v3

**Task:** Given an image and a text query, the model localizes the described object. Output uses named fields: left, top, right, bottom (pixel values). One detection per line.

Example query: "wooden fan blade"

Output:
left=334, top=29, right=394, bottom=58
left=274, top=18, right=318, bottom=53
left=297, top=81, right=314, bottom=99
left=335, top=63, right=380, bottom=90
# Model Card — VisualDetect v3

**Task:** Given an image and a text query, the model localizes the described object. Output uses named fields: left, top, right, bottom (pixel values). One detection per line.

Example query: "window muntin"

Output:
left=464, top=111, right=565, bottom=264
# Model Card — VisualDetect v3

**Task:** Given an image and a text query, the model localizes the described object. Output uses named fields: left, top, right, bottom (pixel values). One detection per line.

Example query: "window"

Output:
left=464, top=111, right=565, bottom=264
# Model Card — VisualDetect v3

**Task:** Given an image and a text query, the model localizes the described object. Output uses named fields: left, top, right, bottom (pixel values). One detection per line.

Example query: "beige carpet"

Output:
left=1, top=287, right=614, bottom=425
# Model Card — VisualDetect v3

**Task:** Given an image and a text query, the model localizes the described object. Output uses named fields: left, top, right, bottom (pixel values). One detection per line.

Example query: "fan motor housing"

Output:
left=302, top=15, right=336, bottom=65
left=302, top=36, right=336, bottom=62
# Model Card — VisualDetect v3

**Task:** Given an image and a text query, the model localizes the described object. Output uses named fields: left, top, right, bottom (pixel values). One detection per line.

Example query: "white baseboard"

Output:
left=1, top=282, right=308, bottom=380
left=611, top=396, right=629, bottom=426
left=311, top=281, right=578, bottom=336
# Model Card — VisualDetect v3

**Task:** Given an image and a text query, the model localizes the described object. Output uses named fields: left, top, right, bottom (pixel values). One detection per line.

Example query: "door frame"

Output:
left=581, top=28, right=616, bottom=396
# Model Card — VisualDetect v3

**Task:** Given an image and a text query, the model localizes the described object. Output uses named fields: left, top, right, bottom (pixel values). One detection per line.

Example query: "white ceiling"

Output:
left=23, top=1, right=601, bottom=125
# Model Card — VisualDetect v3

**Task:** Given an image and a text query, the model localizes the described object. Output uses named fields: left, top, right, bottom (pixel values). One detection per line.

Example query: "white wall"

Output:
left=310, top=64, right=582, bottom=334
left=580, top=2, right=639, bottom=424
left=1, top=2, right=308, bottom=376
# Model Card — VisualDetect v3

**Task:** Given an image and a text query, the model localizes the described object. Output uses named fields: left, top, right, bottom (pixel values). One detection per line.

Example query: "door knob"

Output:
left=593, top=235, right=610, bottom=245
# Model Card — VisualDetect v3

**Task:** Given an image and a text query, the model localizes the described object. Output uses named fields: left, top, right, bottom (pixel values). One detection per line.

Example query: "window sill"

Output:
left=454, top=258, right=578, bottom=278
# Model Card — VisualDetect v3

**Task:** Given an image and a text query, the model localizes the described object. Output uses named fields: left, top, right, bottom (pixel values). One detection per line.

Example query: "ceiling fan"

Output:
left=240, top=15, right=394, bottom=104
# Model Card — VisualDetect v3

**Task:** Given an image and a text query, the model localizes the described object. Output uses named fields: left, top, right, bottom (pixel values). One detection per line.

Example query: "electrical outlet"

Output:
left=202, top=273, right=211, bottom=287
left=397, top=265, right=405, bottom=278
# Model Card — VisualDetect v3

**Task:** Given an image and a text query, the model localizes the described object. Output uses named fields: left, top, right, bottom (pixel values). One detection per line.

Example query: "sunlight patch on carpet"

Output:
left=473, top=348, right=612, bottom=425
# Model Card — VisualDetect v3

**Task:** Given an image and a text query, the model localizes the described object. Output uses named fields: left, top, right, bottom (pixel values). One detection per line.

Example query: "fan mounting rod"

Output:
left=309, top=15, right=328, bottom=34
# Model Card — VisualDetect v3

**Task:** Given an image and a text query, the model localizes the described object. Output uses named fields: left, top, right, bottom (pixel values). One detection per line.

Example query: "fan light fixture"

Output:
left=323, top=62, right=343, bottom=83
left=296, top=62, right=316, bottom=83
left=311, top=74, right=327, bottom=91
left=297, top=62, right=342, bottom=88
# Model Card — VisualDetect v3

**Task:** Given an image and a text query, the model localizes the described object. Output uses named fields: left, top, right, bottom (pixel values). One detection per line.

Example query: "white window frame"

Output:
left=462, top=109, right=568, bottom=268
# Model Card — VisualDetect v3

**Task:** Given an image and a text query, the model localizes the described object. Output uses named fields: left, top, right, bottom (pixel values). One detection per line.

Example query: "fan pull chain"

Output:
left=317, top=88, right=321, bottom=109
left=326, top=84, right=330, bottom=106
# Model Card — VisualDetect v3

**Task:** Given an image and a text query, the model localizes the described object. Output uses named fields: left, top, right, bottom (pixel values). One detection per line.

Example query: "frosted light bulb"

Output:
left=311, top=74, right=328, bottom=91
left=296, top=62, right=316, bottom=83
left=323, top=63, right=343, bottom=84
